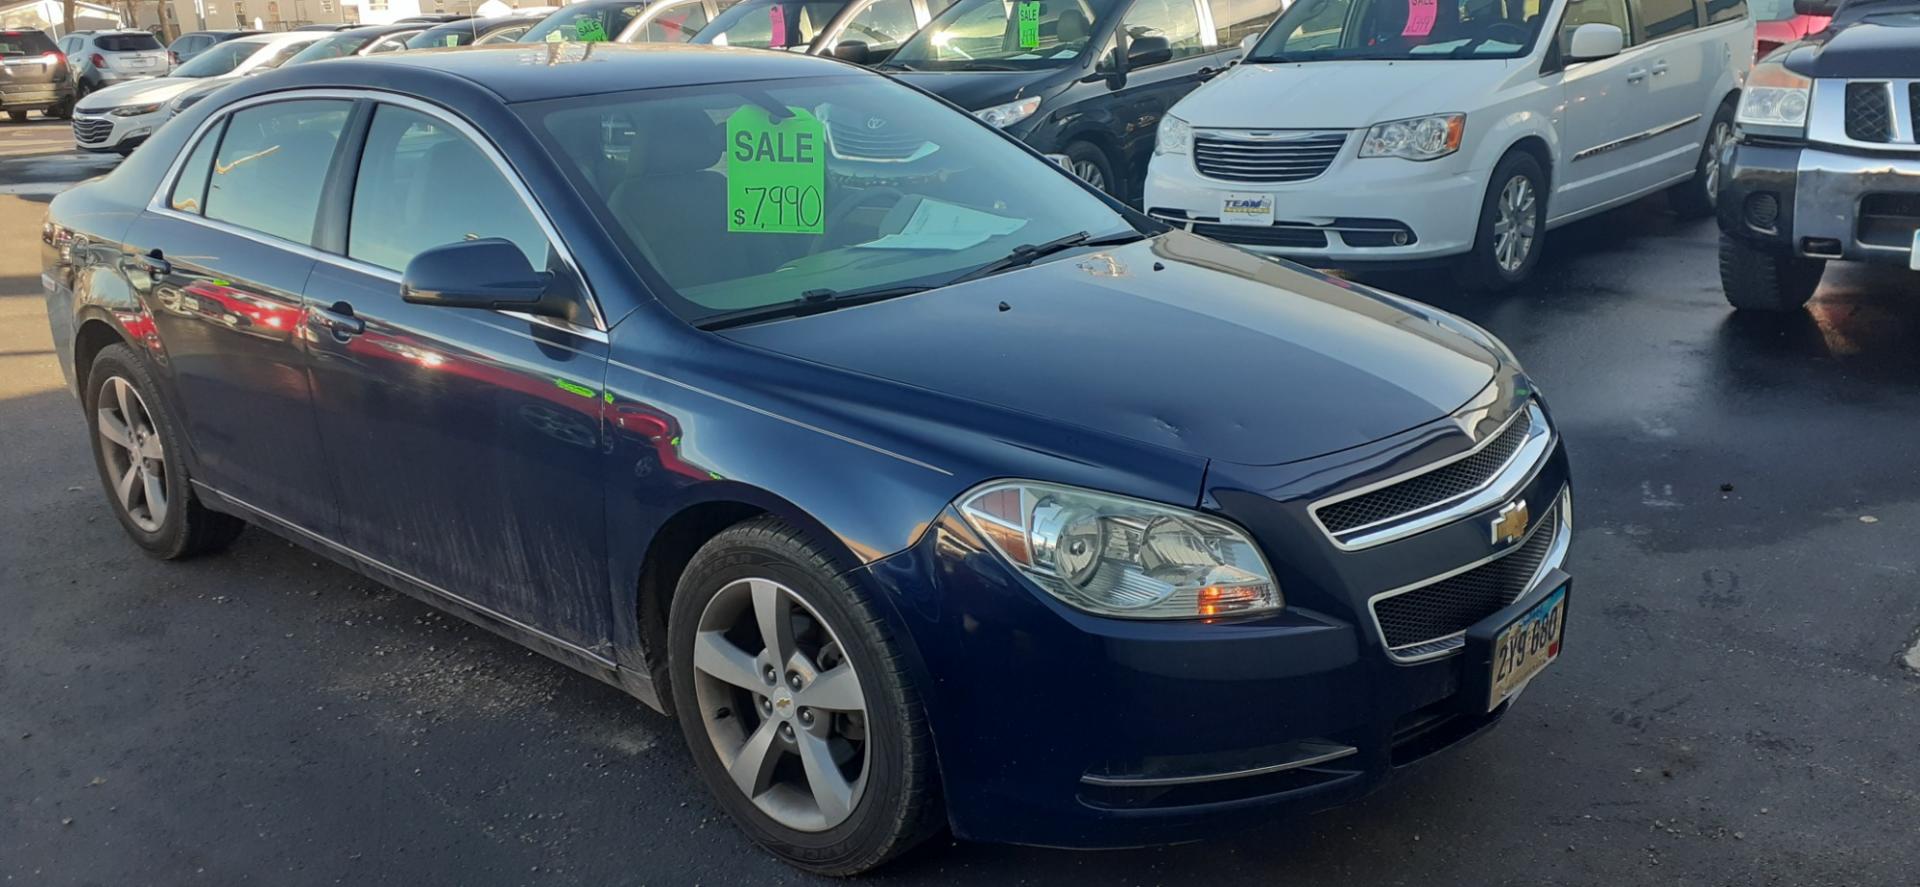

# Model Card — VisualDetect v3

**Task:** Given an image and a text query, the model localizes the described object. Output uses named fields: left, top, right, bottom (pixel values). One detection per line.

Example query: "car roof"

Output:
left=256, top=42, right=857, bottom=104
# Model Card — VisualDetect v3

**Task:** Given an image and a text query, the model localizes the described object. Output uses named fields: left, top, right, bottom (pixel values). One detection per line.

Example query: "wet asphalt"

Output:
left=3, top=116, right=1919, bottom=886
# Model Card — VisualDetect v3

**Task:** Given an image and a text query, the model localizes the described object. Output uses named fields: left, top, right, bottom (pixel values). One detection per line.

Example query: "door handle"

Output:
left=124, top=249, right=170, bottom=277
left=1650, top=61, right=1669, bottom=76
left=309, top=301, right=365, bottom=340
left=1626, top=68, right=1649, bottom=84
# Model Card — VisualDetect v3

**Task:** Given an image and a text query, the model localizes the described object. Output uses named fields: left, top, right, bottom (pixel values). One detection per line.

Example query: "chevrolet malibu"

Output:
left=41, top=42, right=1572, bottom=874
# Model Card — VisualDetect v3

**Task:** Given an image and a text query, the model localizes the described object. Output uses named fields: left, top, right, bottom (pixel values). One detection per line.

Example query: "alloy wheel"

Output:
left=1071, top=159, right=1106, bottom=191
left=691, top=577, right=870, bottom=833
left=96, top=375, right=169, bottom=532
left=1703, top=120, right=1733, bottom=205
left=1491, top=174, right=1538, bottom=274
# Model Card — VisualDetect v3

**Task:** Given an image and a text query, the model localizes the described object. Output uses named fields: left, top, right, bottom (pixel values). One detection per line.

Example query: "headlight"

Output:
left=1737, top=63, right=1812, bottom=138
left=974, top=96, right=1041, bottom=128
left=957, top=480, right=1281, bottom=619
left=1359, top=113, right=1465, bottom=161
left=109, top=103, right=163, bottom=117
left=1154, top=114, right=1191, bottom=156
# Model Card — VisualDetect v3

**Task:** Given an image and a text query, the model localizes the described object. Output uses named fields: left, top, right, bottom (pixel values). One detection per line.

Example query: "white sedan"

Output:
left=71, top=32, right=323, bottom=155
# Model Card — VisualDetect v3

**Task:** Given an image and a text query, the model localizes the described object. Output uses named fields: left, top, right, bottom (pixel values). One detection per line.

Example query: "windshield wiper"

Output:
left=946, top=229, right=1144, bottom=286
left=697, top=284, right=933, bottom=331
left=874, top=60, right=916, bottom=71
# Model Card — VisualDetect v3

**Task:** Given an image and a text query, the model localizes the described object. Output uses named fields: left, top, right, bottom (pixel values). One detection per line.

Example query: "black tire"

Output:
left=85, top=343, right=246, bottom=559
left=5, top=110, right=26, bottom=123
left=668, top=516, right=941, bottom=876
left=50, top=98, right=73, bottom=120
left=1718, top=232, right=1823, bottom=312
left=1670, top=100, right=1736, bottom=219
left=1062, top=140, right=1118, bottom=199
left=1455, top=151, right=1548, bottom=291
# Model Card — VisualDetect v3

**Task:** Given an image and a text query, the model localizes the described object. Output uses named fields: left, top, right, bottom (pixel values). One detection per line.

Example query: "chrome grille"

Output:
left=1911, top=83, right=1919, bottom=139
left=1844, top=82, right=1893, bottom=143
left=72, top=117, right=112, bottom=144
left=1192, top=131, right=1346, bottom=184
left=1318, top=409, right=1534, bottom=535
left=1372, top=499, right=1561, bottom=655
left=825, top=117, right=930, bottom=161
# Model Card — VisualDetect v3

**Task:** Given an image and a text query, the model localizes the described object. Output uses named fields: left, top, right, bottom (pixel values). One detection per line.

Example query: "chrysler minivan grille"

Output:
left=1372, top=499, right=1561, bottom=654
left=1192, top=131, right=1346, bottom=184
left=1317, top=409, right=1534, bottom=536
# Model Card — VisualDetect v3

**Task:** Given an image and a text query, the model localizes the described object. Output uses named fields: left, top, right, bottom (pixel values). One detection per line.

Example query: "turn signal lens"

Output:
left=957, top=481, right=1281, bottom=620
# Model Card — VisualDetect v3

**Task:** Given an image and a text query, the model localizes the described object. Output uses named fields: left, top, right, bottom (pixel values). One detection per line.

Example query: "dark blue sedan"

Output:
left=40, top=41, right=1573, bottom=874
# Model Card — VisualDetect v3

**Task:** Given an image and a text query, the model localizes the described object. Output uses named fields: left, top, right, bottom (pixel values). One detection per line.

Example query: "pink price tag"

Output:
left=768, top=5, right=787, bottom=47
left=1402, top=0, right=1437, bottom=37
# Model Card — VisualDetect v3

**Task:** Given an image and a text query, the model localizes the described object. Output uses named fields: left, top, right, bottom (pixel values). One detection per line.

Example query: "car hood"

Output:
left=720, top=232, right=1500, bottom=466
left=890, top=68, right=1065, bottom=112
left=76, top=76, right=205, bottom=112
left=1171, top=58, right=1518, bottom=129
left=1786, top=5, right=1920, bottom=78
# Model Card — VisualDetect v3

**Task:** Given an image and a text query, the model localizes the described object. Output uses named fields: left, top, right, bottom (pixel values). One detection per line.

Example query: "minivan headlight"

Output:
left=1360, top=113, right=1465, bottom=161
left=1737, top=63, right=1812, bottom=138
left=974, top=96, right=1041, bottom=128
left=957, top=480, right=1281, bottom=619
left=1155, top=114, right=1191, bottom=155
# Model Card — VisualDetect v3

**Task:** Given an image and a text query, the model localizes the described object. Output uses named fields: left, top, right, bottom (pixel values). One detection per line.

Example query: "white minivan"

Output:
left=1143, top=0, right=1754, bottom=287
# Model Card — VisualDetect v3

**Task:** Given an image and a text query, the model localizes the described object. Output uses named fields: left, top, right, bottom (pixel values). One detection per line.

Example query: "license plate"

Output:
left=1486, top=585, right=1566, bottom=712
left=128, top=58, right=155, bottom=67
left=1909, top=229, right=1918, bottom=271
left=1219, top=192, right=1274, bottom=227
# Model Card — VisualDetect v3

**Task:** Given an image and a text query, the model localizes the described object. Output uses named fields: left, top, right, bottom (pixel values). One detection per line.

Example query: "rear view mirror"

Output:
left=401, top=238, right=565, bottom=318
left=1792, top=0, right=1838, bottom=14
left=1126, top=34, right=1173, bottom=68
left=1565, top=23, right=1624, bottom=62
left=832, top=39, right=872, bottom=65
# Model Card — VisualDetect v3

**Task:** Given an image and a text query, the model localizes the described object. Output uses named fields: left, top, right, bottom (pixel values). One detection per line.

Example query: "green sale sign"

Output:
left=1017, top=1, right=1041, bottom=49
left=725, top=106, right=826, bottom=235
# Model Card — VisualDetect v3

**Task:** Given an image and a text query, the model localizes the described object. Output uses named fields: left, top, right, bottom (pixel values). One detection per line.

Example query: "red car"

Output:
left=1753, top=0, right=1830, bottom=57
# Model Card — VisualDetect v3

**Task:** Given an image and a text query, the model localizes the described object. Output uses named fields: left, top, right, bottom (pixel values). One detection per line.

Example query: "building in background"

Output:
left=0, top=0, right=123, bottom=34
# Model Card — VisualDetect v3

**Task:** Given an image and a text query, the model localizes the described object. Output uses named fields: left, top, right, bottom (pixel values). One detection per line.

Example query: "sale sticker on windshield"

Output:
left=727, top=106, right=826, bottom=234
left=574, top=18, right=608, bottom=41
left=1017, top=1, right=1042, bottom=49
left=1402, top=0, right=1437, bottom=36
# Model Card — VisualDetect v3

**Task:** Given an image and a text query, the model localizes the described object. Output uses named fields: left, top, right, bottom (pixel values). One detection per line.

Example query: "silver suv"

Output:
left=55, top=30, right=168, bottom=100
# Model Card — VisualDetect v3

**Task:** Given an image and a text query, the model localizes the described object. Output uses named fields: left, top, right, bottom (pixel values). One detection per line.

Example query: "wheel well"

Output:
left=635, top=501, right=769, bottom=679
left=72, top=318, right=128, bottom=399
left=1505, top=136, right=1553, bottom=194
left=1062, top=129, right=1128, bottom=192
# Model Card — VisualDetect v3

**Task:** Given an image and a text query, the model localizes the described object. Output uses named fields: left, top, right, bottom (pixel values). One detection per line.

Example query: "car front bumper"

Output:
left=1143, top=150, right=1485, bottom=264
left=1718, top=137, right=1920, bottom=268
left=863, top=420, right=1573, bottom=848
left=72, top=108, right=166, bottom=152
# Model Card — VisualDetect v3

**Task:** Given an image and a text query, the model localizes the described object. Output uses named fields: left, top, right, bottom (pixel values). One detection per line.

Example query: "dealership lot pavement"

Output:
left=4, top=117, right=1918, bottom=886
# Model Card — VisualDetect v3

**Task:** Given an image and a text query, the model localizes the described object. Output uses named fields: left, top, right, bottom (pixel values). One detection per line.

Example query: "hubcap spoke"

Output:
left=750, top=579, right=797, bottom=666
left=113, top=378, right=133, bottom=431
left=727, top=718, right=783, bottom=799
left=692, top=630, right=766, bottom=691
left=97, top=409, right=134, bottom=451
left=143, top=469, right=167, bottom=521
left=794, top=729, right=854, bottom=825
left=797, top=663, right=864, bottom=713
left=115, top=462, right=141, bottom=511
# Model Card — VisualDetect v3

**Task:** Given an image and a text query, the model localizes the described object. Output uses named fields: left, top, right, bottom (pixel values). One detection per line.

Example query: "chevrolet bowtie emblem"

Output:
left=1491, top=500, right=1529, bottom=546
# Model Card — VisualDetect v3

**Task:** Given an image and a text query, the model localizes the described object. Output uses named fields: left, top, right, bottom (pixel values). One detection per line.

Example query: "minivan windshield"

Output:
left=171, top=38, right=262, bottom=76
left=1248, top=0, right=1547, bottom=61
left=695, top=0, right=846, bottom=48
left=889, top=0, right=1119, bottom=69
left=517, top=75, right=1137, bottom=324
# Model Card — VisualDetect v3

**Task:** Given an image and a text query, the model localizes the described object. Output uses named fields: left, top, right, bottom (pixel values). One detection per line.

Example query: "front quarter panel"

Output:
left=42, top=181, right=151, bottom=399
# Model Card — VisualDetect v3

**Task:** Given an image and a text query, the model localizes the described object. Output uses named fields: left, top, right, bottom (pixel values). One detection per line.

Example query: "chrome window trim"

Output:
left=1309, top=400, right=1554, bottom=551
left=1366, top=486, right=1572, bottom=665
left=1809, top=78, right=1920, bottom=149
left=143, top=86, right=611, bottom=333
left=1570, top=113, right=1701, bottom=163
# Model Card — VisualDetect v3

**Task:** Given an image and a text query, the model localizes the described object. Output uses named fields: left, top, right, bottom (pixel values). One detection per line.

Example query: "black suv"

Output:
left=1717, top=0, right=1920, bottom=310
left=0, top=29, right=74, bottom=122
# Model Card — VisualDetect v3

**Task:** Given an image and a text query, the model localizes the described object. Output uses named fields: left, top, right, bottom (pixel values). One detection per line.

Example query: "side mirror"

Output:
left=401, top=238, right=563, bottom=318
left=1125, top=34, right=1173, bottom=68
left=1565, top=22, right=1624, bottom=62
left=832, top=39, right=872, bottom=64
left=1792, top=0, right=1837, bottom=14
left=1239, top=33, right=1258, bottom=56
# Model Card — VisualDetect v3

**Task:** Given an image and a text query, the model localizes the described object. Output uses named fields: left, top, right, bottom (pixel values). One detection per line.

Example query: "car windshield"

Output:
left=172, top=38, right=261, bottom=76
left=0, top=29, right=57, bottom=56
left=96, top=32, right=163, bottom=51
left=889, top=0, right=1120, bottom=69
left=694, top=0, right=848, bottom=49
left=286, top=31, right=380, bottom=63
left=519, top=3, right=648, bottom=42
left=1248, top=0, right=1547, bottom=61
left=516, top=75, right=1136, bottom=324
left=476, top=24, right=533, bottom=43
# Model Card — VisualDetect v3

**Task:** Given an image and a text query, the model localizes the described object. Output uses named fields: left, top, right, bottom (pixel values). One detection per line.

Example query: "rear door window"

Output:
left=96, top=33, right=164, bottom=51
left=203, top=99, right=353, bottom=245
